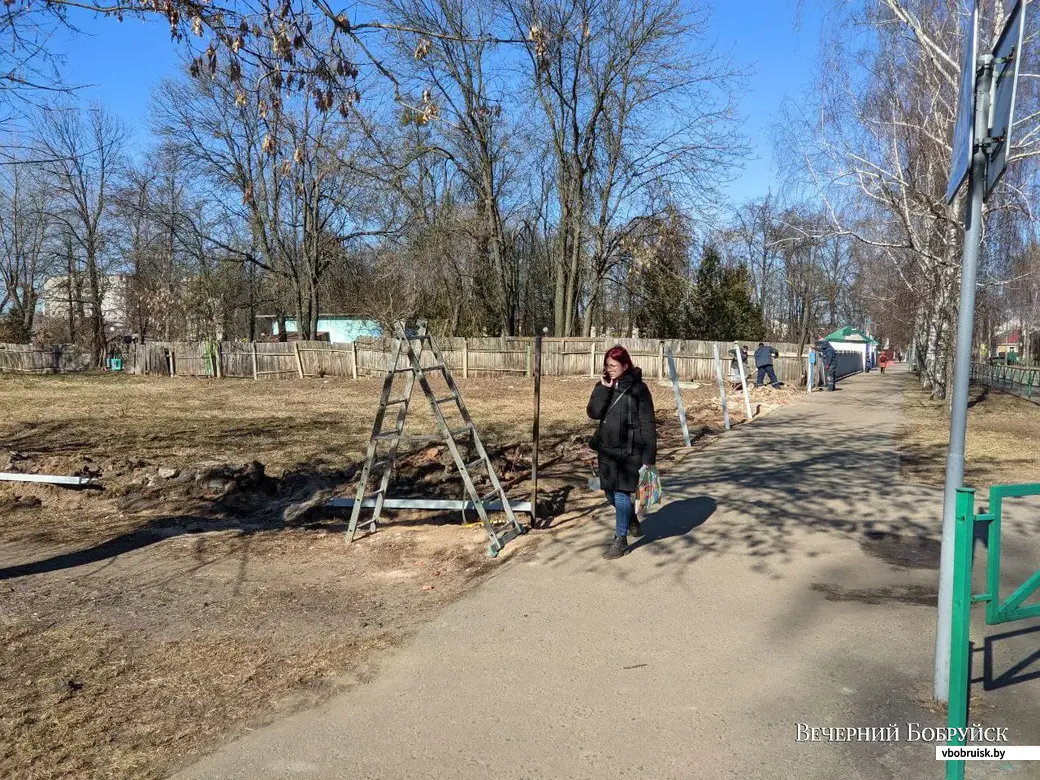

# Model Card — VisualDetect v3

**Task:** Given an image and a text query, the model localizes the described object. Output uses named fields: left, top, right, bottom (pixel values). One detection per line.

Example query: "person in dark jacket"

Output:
left=815, top=336, right=838, bottom=391
left=753, top=343, right=784, bottom=388
left=587, top=345, right=657, bottom=559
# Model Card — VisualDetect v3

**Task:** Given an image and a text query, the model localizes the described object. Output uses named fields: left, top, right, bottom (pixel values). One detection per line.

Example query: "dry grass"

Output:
left=0, top=371, right=781, bottom=475
left=0, top=371, right=803, bottom=779
left=899, top=379, right=1040, bottom=487
left=0, top=527, right=492, bottom=780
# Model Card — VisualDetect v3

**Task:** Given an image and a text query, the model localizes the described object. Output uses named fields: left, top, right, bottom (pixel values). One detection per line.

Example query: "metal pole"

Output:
left=936, top=54, right=992, bottom=703
left=666, top=346, right=692, bottom=446
left=712, top=343, right=731, bottom=431
left=532, top=329, right=545, bottom=529
left=734, top=344, right=753, bottom=420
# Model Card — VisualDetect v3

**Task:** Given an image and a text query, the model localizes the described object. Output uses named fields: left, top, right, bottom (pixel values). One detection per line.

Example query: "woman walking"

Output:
left=587, top=346, right=657, bottom=559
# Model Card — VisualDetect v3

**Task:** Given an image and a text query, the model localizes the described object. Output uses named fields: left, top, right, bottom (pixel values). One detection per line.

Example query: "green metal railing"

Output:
left=947, top=484, right=1040, bottom=780
left=971, top=362, right=1040, bottom=401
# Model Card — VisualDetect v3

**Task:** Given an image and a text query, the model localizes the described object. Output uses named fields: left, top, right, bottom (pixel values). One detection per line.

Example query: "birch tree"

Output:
left=786, top=0, right=1040, bottom=398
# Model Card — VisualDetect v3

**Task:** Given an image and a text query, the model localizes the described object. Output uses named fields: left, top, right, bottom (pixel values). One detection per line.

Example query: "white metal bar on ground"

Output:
left=0, top=472, right=100, bottom=486
left=329, top=497, right=533, bottom=514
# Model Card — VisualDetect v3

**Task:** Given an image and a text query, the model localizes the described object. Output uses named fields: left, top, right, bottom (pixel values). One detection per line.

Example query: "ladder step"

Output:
left=374, top=432, right=460, bottom=442
left=435, top=396, right=457, bottom=404
left=479, top=489, right=501, bottom=503
left=385, top=398, right=409, bottom=406
left=448, top=427, right=472, bottom=438
left=465, top=458, right=487, bottom=471
left=390, top=365, right=445, bottom=374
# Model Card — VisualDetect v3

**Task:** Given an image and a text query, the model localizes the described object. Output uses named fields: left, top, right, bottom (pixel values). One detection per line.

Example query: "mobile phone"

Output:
left=602, top=368, right=610, bottom=383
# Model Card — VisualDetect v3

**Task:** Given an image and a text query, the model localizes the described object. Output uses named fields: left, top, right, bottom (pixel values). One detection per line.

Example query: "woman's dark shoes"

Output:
left=603, top=535, right=629, bottom=559
left=629, top=517, right=643, bottom=537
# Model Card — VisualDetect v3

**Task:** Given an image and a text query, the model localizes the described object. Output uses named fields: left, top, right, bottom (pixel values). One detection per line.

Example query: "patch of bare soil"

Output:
left=0, top=372, right=802, bottom=779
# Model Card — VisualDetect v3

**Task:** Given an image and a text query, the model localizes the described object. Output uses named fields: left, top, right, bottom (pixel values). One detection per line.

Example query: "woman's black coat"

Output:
left=586, top=366, right=657, bottom=494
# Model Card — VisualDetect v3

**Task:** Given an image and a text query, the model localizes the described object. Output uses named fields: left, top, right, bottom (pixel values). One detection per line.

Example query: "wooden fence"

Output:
left=122, top=337, right=829, bottom=383
left=0, top=337, right=872, bottom=383
left=0, top=343, right=94, bottom=374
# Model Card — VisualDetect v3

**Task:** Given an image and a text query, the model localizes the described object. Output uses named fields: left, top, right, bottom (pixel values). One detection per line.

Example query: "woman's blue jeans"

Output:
left=604, top=490, right=634, bottom=538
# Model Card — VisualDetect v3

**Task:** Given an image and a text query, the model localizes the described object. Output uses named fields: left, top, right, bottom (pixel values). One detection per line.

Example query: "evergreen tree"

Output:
left=632, top=207, right=695, bottom=338
left=690, top=244, right=765, bottom=341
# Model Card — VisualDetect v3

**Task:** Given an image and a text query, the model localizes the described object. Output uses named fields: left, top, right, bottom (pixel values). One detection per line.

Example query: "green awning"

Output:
left=823, top=326, right=879, bottom=345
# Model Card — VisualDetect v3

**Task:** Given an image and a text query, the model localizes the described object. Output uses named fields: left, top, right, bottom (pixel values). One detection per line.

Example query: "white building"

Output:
left=41, top=274, right=129, bottom=331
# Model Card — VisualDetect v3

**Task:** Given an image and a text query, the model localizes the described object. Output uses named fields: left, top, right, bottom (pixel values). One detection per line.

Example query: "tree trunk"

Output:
left=65, top=241, right=76, bottom=343
left=563, top=209, right=583, bottom=337
left=247, top=259, right=257, bottom=342
left=797, top=288, right=811, bottom=357
left=554, top=198, right=570, bottom=336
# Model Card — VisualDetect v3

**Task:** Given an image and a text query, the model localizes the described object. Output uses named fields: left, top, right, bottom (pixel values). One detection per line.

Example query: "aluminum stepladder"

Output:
left=346, top=323, right=526, bottom=557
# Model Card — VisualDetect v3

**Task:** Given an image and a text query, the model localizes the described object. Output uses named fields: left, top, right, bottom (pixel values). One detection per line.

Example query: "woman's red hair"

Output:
left=604, top=345, right=632, bottom=369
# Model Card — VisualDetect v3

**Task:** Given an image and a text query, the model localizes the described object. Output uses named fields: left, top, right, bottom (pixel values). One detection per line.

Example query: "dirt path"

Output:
left=174, top=365, right=1040, bottom=779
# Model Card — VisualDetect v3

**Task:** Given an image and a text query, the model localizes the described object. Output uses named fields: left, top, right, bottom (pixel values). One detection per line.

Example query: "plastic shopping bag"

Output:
left=637, top=465, right=662, bottom=514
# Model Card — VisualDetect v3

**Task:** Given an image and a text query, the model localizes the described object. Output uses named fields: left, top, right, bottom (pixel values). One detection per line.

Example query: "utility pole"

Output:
left=936, top=51, right=992, bottom=702
left=936, top=0, right=1026, bottom=703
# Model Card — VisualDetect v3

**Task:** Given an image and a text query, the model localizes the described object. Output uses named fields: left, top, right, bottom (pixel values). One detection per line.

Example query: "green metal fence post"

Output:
left=987, top=487, right=1003, bottom=625
left=946, top=487, right=976, bottom=780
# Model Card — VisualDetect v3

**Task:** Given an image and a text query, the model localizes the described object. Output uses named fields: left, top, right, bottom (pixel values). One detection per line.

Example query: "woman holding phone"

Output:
left=586, top=345, right=657, bottom=559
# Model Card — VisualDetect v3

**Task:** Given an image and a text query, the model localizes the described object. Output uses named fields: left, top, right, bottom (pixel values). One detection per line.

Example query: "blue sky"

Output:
left=50, top=0, right=822, bottom=204
left=710, top=0, right=823, bottom=202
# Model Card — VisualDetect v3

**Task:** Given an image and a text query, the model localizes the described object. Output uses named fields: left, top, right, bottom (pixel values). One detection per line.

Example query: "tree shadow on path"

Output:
left=629, top=496, right=716, bottom=553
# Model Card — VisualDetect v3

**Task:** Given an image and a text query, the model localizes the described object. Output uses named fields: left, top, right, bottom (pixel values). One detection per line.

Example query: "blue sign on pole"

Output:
left=945, top=1, right=978, bottom=204
left=985, top=0, right=1027, bottom=198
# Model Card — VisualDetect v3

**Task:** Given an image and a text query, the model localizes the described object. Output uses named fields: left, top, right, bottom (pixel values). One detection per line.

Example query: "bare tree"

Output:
left=383, top=0, right=521, bottom=335
left=0, top=154, right=53, bottom=340
left=153, top=36, right=389, bottom=339
left=727, top=195, right=787, bottom=334
left=507, top=0, right=743, bottom=335
left=34, top=104, right=126, bottom=364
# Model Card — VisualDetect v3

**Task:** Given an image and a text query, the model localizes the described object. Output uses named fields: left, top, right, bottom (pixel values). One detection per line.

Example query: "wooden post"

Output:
left=590, top=341, right=596, bottom=378
left=712, top=343, right=731, bottom=431
left=351, top=341, right=359, bottom=379
left=215, top=341, right=223, bottom=379
left=532, top=333, right=543, bottom=529
left=251, top=342, right=259, bottom=380
left=293, top=342, right=305, bottom=378
left=666, top=346, right=692, bottom=447
left=463, top=338, right=469, bottom=379
left=171, top=348, right=177, bottom=376
left=526, top=341, right=532, bottom=377
left=659, top=341, right=665, bottom=379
